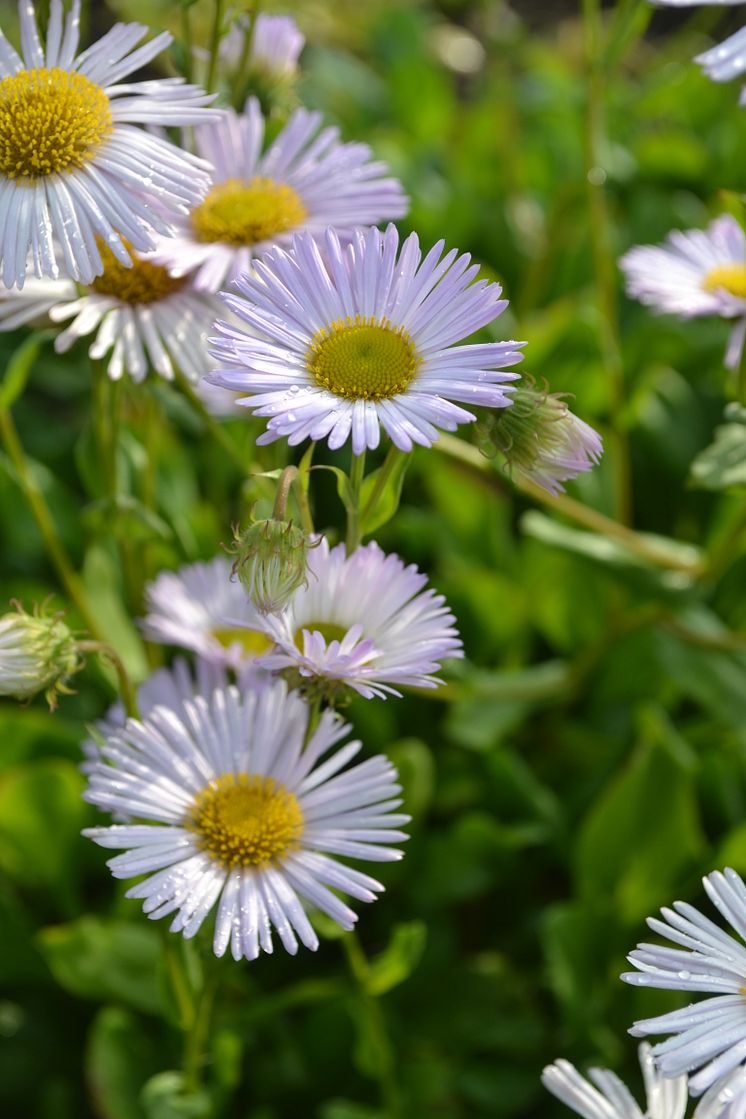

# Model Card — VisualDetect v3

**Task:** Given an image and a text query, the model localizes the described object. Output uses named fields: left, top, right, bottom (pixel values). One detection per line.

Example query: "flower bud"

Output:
left=232, top=519, right=309, bottom=615
left=483, top=383, right=603, bottom=495
left=0, top=604, right=80, bottom=707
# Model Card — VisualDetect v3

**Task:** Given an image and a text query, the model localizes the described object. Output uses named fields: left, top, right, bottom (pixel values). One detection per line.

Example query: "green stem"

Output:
left=174, top=369, right=248, bottom=474
left=705, top=503, right=746, bottom=582
left=76, top=640, right=139, bottom=718
left=582, top=0, right=633, bottom=525
left=205, top=0, right=227, bottom=94
left=0, top=408, right=107, bottom=642
left=345, top=451, right=366, bottom=554
left=183, top=971, right=218, bottom=1094
left=360, top=446, right=406, bottom=529
left=436, top=434, right=702, bottom=575
left=341, top=932, right=402, bottom=1118
left=231, top=0, right=260, bottom=108
left=273, top=465, right=300, bottom=520
left=736, top=331, right=746, bottom=406
left=181, top=3, right=194, bottom=84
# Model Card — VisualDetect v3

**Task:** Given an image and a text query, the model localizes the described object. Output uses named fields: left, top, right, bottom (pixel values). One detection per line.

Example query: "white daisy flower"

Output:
left=650, top=2, right=746, bottom=97
left=542, top=1043, right=688, bottom=1119
left=84, top=680, right=409, bottom=959
left=150, top=97, right=408, bottom=293
left=207, top=225, right=525, bottom=454
left=142, top=556, right=274, bottom=670
left=620, top=216, right=746, bottom=369
left=248, top=537, right=463, bottom=700
left=697, top=1067, right=746, bottom=1119
left=0, top=243, right=223, bottom=382
left=622, top=868, right=746, bottom=1096
left=0, top=0, right=217, bottom=288
left=221, top=13, right=305, bottom=82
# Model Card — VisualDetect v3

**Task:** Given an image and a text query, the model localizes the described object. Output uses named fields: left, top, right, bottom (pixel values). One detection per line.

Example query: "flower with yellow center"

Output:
left=84, top=681, right=409, bottom=960
left=208, top=225, right=525, bottom=454
left=142, top=557, right=274, bottom=670
left=150, top=96, right=408, bottom=293
left=0, top=241, right=222, bottom=383
left=0, top=0, right=216, bottom=289
left=620, top=215, right=746, bottom=371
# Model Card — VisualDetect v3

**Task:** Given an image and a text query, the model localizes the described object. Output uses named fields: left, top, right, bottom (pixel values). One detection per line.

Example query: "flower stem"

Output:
left=76, top=640, right=139, bottom=718
left=206, top=0, right=227, bottom=94
left=345, top=451, right=366, bottom=553
left=183, top=970, right=218, bottom=1094
left=581, top=0, right=633, bottom=526
left=341, top=931, right=403, bottom=1118
left=0, top=407, right=106, bottom=642
left=360, top=445, right=407, bottom=531
left=273, top=465, right=300, bottom=521
left=174, top=369, right=248, bottom=474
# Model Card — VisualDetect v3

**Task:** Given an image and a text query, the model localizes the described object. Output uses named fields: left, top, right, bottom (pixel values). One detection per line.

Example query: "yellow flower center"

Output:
left=190, top=176, right=308, bottom=246
left=210, top=626, right=274, bottom=657
left=702, top=264, right=746, bottom=299
left=90, top=241, right=187, bottom=305
left=0, top=68, right=113, bottom=179
left=294, top=621, right=349, bottom=651
left=190, top=773, right=303, bottom=868
left=307, top=316, right=421, bottom=401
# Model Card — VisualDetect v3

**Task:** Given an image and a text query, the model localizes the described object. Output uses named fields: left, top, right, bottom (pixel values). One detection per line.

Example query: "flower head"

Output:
left=141, top=556, right=273, bottom=670
left=0, top=603, right=79, bottom=706
left=84, top=680, right=409, bottom=959
left=248, top=537, right=463, bottom=701
left=0, top=243, right=223, bottom=382
left=0, top=0, right=216, bottom=288
left=151, top=98, right=407, bottom=293
left=542, top=1043, right=688, bottom=1119
left=231, top=518, right=310, bottom=615
left=482, top=382, right=603, bottom=495
left=622, top=868, right=746, bottom=1096
left=221, top=13, right=305, bottom=83
left=208, top=225, right=525, bottom=454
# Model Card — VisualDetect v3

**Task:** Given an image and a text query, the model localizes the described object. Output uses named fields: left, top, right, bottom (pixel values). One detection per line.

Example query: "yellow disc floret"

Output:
left=703, top=264, right=746, bottom=300
left=307, top=316, right=421, bottom=401
left=90, top=240, right=187, bottom=305
left=190, top=773, right=304, bottom=869
left=191, top=177, right=308, bottom=246
left=210, top=626, right=274, bottom=657
left=0, top=68, right=113, bottom=179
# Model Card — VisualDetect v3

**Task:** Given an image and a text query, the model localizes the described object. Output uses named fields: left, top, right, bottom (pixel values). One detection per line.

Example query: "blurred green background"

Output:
left=3, top=1, right=746, bottom=1116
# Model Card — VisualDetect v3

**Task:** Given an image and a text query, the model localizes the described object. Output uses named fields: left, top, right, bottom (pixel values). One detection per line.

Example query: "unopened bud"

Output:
left=485, top=383, right=603, bottom=495
left=232, top=519, right=309, bottom=614
left=0, top=604, right=80, bottom=708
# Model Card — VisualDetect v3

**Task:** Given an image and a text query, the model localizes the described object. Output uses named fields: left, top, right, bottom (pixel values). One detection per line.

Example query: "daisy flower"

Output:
left=622, top=868, right=746, bottom=1096
left=150, top=97, right=408, bottom=293
left=220, top=13, right=305, bottom=83
left=695, top=1068, right=746, bottom=1119
left=651, top=2, right=746, bottom=99
left=0, top=0, right=216, bottom=288
left=0, top=243, right=223, bottom=382
left=83, top=680, right=409, bottom=959
left=142, top=556, right=274, bottom=670
left=542, top=1043, right=688, bottom=1119
left=207, top=225, right=525, bottom=454
left=620, top=216, right=746, bottom=369
left=249, top=537, right=463, bottom=700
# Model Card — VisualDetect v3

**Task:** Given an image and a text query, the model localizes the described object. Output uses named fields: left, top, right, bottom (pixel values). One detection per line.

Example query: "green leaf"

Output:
left=313, top=464, right=356, bottom=514
left=81, top=544, right=148, bottom=680
left=37, top=916, right=164, bottom=1015
left=366, top=920, right=427, bottom=995
left=575, top=708, right=704, bottom=923
left=385, top=738, right=435, bottom=817
left=360, top=451, right=410, bottom=536
left=86, top=1006, right=162, bottom=1119
left=690, top=417, right=746, bottom=490
left=0, top=331, right=54, bottom=409
left=141, top=1072, right=213, bottom=1119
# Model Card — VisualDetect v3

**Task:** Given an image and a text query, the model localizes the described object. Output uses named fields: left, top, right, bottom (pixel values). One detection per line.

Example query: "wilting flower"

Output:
left=542, top=1043, right=688, bottom=1119
left=651, top=2, right=746, bottom=100
left=622, top=868, right=746, bottom=1096
left=620, top=216, right=746, bottom=369
left=0, top=603, right=79, bottom=706
left=0, top=0, right=216, bottom=288
left=231, top=518, right=310, bottom=614
left=482, top=383, right=603, bottom=495
left=0, top=244, right=223, bottom=382
left=208, top=225, right=525, bottom=454
left=150, top=97, right=407, bottom=293
left=141, top=556, right=274, bottom=669
left=84, top=680, right=409, bottom=959
left=249, top=537, right=463, bottom=700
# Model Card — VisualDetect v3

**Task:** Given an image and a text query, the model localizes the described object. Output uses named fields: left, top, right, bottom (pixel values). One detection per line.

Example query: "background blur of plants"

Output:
left=3, top=1, right=746, bottom=1116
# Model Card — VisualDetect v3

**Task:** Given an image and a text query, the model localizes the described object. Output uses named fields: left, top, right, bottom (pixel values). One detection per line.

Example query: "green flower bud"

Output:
left=0, top=604, right=80, bottom=708
left=232, top=519, right=309, bottom=615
